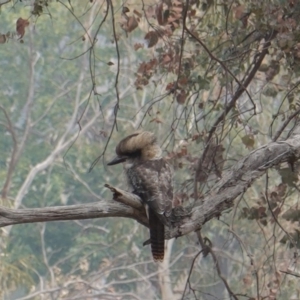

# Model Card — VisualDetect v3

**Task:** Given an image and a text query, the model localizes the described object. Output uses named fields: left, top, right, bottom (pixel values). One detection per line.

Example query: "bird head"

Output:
left=107, top=131, right=162, bottom=165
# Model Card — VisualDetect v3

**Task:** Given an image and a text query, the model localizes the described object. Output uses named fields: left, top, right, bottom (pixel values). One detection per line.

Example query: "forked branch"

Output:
left=1, top=126, right=300, bottom=241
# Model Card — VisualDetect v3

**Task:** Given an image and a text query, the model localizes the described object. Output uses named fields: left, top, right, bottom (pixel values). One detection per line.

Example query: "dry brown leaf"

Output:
left=170, top=21, right=180, bottom=30
left=168, top=16, right=179, bottom=23
left=99, top=130, right=108, bottom=137
left=133, top=9, right=142, bottom=18
left=156, top=3, right=164, bottom=25
left=145, top=31, right=159, bottom=48
left=289, top=0, right=295, bottom=7
left=0, top=34, right=6, bottom=44
left=137, top=59, right=157, bottom=74
left=166, top=82, right=176, bottom=91
left=179, top=146, right=187, bottom=157
left=189, top=9, right=196, bottom=17
left=120, top=13, right=139, bottom=34
left=176, top=89, right=187, bottom=104
left=134, top=43, right=144, bottom=51
left=234, top=5, right=249, bottom=27
left=172, top=6, right=183, bottom=13
left=178, top=77, right=188, bottom=85
left=234, top=5, right=245, bottom=20
left=191, top=134, right=199, bottom=141
left=162, top=54, right=172, bottom=64
left=277, top=14, right=297, bottom=33
left=122, top=6, right=130, bottom=14
left=126, top=16, right=138, bottom=32
left=16, top=18, right=29, bottom=39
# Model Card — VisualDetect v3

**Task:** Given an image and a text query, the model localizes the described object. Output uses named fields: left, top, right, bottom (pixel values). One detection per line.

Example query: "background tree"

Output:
left=1, top=0, right=300, bottom=299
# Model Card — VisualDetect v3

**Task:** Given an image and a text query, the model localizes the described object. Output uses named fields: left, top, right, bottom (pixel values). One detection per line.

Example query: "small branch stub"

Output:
left=104, top=183, right=144, bottom=210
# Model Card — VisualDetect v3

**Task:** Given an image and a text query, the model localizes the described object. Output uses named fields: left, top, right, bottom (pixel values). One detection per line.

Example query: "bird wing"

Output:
left=127, top=158, right=173, bottom=225
left=127, top=158, right=173, bottom=261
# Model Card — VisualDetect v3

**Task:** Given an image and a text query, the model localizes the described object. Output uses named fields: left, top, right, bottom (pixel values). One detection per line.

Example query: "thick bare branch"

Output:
left=167, top=129, right=300, bottom=238
left=0, top=200, right=148, bottom=228
left=1, top=129, right=300, bottom=242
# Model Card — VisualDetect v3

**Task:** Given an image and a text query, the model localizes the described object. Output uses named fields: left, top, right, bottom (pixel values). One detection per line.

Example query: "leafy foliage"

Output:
left=1, top=0, right=300, bottom=299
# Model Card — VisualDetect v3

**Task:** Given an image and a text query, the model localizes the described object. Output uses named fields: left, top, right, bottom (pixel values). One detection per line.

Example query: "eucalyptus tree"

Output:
left=1, top=1, right=300, bottom=299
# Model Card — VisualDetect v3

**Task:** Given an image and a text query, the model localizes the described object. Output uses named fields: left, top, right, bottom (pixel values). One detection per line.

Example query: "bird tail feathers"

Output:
left=148, top=208, right=165, bottom=261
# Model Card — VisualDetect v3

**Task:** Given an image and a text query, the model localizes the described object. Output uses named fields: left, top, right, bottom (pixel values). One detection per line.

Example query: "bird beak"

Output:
left=107, top=156, right=127, bottom=166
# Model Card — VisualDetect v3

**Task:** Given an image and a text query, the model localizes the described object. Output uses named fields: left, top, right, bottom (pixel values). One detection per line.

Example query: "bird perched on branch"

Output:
left=107, top=131, right=173, bottom=261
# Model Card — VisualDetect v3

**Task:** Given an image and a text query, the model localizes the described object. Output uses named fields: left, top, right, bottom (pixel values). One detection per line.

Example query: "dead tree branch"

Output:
left=1, top=127, right=300, bottom=241
left=0, top=200, right=148, bottom=228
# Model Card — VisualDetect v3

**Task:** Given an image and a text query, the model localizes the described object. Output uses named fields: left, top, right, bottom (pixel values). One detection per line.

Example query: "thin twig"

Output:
left=196, top=231, right=239, bottom=300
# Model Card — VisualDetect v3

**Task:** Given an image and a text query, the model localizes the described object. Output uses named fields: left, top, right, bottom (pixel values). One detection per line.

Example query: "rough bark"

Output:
left=1, top=127, right=300, bottom=240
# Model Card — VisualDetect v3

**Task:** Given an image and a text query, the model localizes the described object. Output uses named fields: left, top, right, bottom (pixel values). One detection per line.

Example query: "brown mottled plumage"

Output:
left=108, top=131, right=173, bottom=261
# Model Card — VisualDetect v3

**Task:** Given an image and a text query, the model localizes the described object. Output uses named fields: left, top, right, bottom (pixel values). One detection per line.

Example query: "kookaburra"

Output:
left=107, top=131, right=173, bottom=261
